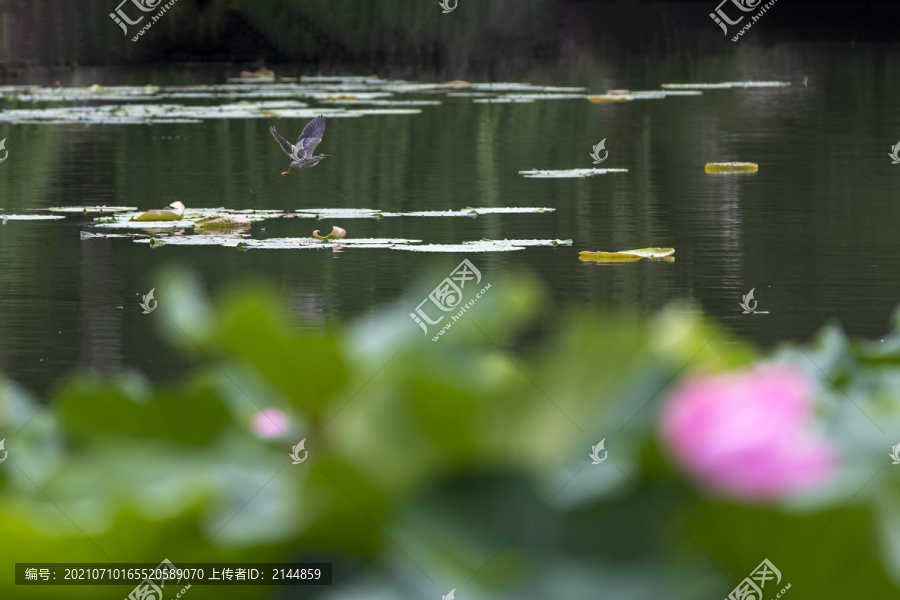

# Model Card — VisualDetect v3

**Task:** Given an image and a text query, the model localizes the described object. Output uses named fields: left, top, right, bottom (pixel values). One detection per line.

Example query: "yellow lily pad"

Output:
left=587, top=95, right=629, bottom=103
left=705, top=162, right=758, bottom=173
left=579, top=247, right=675, bottom=262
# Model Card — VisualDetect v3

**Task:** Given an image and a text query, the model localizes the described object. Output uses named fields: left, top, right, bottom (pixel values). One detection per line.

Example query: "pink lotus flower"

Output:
left=252, top=408, right=289, bottom=439
left=660, top=364, right=835, bottom=500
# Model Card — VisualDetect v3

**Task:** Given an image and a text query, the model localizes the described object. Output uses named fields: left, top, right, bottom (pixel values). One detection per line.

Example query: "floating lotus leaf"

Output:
left=579, top=248, right=675, bottom=262
left=195, top=215, right=252, bottom=229
left=45, top=206, right=138, bottom=214
left=464, top=239, right=572, bottom=247
left=519, top=168, right=628, bottom=178
left=705, top=162, right=758, bottom=173
left=662, top=81, right=791, bottom=89
left=1, top=214, right=66, bottom=222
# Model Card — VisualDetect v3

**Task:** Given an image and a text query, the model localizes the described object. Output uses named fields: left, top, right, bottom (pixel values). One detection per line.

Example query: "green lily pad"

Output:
left=194, top=215, right=252, bottom=229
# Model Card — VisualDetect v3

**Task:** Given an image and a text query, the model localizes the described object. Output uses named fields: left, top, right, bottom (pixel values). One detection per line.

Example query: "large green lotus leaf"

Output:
left=210, top=285, right=350, bottom=421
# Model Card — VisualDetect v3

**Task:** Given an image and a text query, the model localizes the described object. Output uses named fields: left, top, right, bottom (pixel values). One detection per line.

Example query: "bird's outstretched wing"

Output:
left=296, top=115, right=326, bottom=158
left=269, top=126, right=295, bottom=157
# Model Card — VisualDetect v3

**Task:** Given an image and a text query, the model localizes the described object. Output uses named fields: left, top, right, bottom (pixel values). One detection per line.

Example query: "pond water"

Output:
left=2, top=43, right=900, bottom=395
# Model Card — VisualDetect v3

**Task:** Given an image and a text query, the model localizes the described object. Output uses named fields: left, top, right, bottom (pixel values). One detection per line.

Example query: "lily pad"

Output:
left=239, top=237, right=420, bottom=249
left=194, top=215, right=252, bottom=229
left=662, top=81, right=791, bottom=90
left=45, top=206, right=138, bottom=214
left=705, top=162, right=758, bottom=173
left=294, top=207, right=556, bottom=219
left=464, top=239, right=572, bottom=247
left=579, top=248, right=675, bottom=262
left=1, top=214, right=66, bottom=222
left=135, top=235, right=249, bottom=247
left=519, top=168, right=629, bottom=178
left=587, top=95, right=630, bottom=103
left=392, top=243, right=526, bottom=253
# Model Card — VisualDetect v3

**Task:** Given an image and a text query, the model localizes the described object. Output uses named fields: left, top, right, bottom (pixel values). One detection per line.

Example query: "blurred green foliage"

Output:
left=1, top=268, right=900, bottom=599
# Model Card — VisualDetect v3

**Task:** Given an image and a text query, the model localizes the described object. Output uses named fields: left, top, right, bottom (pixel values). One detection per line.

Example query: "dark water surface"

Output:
left=2, top=42, right=900, bottom=395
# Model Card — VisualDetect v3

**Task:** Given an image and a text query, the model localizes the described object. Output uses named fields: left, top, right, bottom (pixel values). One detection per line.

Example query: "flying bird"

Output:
left=270, top=115, right=331, bottom=176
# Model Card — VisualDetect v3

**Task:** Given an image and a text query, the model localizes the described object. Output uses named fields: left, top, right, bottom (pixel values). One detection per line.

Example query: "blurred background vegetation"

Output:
left=2, top=267, right=900, bottom=598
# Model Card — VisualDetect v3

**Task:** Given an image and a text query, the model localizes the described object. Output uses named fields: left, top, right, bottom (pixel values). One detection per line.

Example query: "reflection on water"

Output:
left=3, top=42, right=900, bottom=396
